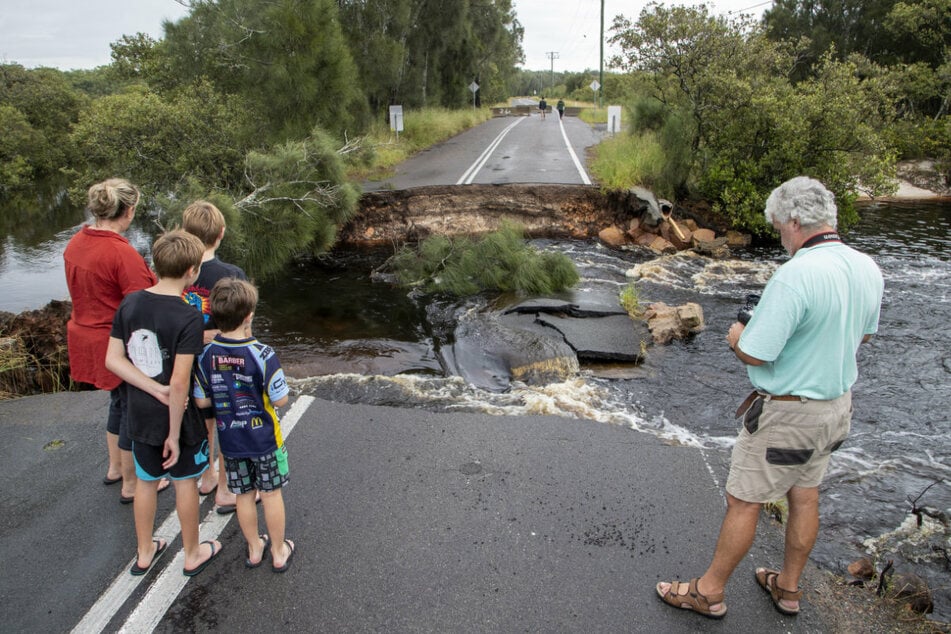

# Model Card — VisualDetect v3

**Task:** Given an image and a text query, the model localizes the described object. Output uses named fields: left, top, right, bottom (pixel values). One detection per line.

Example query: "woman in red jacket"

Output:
left=64, top=178, right=165, bottom=503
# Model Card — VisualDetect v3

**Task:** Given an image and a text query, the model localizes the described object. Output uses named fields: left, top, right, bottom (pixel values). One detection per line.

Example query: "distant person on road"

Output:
left=181, top=200, right=248, bottom=513
left=63, top=178, right=170, bottom=503
left=538, top=96, right=547, bottom=119
left=556, top=99, right=566, bottom=119
left=106, top=230, right=222, bottom=577
left=656, top=177, right=884, bottom=619
left=194, top=278, right=295, bottom=573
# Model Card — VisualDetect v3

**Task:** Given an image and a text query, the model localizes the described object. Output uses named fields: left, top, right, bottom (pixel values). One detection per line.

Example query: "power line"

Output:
left=728, top=0, right=773, bottom=14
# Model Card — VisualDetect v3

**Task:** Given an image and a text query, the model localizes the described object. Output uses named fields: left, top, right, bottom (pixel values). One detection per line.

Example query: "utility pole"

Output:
left=545, top=51, right=559, bottom=94
left=599, top=0, right=604, bottom=108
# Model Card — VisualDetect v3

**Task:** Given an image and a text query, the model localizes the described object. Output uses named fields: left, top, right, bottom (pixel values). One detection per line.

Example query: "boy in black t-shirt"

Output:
left=182, top=200, right=248, bottom=510
left=106, top=229, right=223, bottom=577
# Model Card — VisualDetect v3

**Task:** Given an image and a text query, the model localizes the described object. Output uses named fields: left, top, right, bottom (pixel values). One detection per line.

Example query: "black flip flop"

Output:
left=130, top=539, right=168, bottom=576
left=183, top=540, right=221, bottom=577
left=245, top=535, right=270, bottom=569
left=103, top=475, right=121, bottom=486
left=271, top=539, right=295, bottom=573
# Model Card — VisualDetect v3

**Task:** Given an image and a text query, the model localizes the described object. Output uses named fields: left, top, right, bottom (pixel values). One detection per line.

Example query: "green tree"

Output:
left=0, top=64, right=85, bottom=179
left=339, top=0, right=522, bottom=112
left=0, top=105, right=47, bottom=190
left=67, top=82, right=251, bottom=198
left=163, top=0, right=367, bottom=143
left=230, top=129, right=361, bottom=277
left=609, top=3, right=897, bottom=232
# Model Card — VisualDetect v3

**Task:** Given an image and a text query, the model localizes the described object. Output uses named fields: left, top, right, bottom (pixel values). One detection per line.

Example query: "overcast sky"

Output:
left=0, top=0, right=770, bottom=72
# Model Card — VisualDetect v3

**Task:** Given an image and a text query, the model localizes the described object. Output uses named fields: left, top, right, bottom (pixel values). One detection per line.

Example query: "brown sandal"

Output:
left=755, top=568, right=802, bottom=616
left=656, top=578, right=727, bottom=618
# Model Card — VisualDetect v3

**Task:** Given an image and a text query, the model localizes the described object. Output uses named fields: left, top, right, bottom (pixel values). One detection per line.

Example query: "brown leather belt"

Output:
left=735, top=390, right=804, bottom=418
left=763, top=393, right=802, bottom=401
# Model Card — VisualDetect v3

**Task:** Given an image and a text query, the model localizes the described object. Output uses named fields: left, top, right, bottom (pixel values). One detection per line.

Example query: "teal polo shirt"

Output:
left=739, top=242, right=884, bottom=400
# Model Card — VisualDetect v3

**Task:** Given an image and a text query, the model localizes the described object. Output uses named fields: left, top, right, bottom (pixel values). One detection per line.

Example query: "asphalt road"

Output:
left=1, top=390, right=835, bottom=632
left=1, top=115, right=838, bottom=632
left=363, top=109, right=601, bottom=191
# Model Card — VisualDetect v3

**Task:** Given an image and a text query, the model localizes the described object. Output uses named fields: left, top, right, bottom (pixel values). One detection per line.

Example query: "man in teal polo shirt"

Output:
left=656, top=176, right=884, bottom=619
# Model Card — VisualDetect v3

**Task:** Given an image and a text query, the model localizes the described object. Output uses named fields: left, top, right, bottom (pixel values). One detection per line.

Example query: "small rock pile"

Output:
left=598, top=211, right=751, bottom=259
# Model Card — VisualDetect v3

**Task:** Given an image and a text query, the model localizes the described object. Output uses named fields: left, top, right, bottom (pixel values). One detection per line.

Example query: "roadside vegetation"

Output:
left=0, top=0, right=521, bottom=278
left=2, top=0, right=950, bottom=264
left=586, top=2, right=951, bottom=235
left=351, top=108, right=493, bottom=182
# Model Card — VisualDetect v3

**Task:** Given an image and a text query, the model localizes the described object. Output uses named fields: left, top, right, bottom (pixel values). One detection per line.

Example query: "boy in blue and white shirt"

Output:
left=194, top=278, right=296, bottom=572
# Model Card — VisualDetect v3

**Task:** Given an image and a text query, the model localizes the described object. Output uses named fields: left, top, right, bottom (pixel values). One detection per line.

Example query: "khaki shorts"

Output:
left=726, top=391, right=852, bottom=503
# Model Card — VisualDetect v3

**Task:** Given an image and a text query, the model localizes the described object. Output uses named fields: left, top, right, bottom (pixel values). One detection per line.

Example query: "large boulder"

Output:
left=644, top=302, right=705, bottom=344
left=598, top=226, right=628, bottom=248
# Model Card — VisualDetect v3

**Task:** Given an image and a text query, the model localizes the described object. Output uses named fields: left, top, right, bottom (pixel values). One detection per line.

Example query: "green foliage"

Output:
left=0, top=64, right=86, bottom=183
left=608, top=5, right=898, bottom=233
left=233, top=128, right=360, bottom=277
left=67, top=82, right=251, bottom=199
left=590, top=130, right=666, bottom=193
left=163, top=0, right=368, bottom=143
left=0, top=105, right=47, bottom=190
left=619, top=283, right=645, bottom=319
left=339, top=0, right=523, bottom=114
left=387, top=222, right=580, bottom=297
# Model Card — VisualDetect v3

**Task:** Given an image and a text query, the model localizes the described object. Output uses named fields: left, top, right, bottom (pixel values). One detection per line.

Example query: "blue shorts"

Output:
left=107, top=386, right=132, bottom=451
left=133, top=439, right=210, bottom=481
left=225, top=446, right=290, bottom=494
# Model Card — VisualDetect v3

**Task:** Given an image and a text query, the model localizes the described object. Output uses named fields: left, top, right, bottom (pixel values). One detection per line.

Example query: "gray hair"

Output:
left=763, top=176, right=838, bottom=230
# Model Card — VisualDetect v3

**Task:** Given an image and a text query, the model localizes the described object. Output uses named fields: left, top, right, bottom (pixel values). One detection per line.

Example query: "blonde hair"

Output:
left=151, top=230, right=204, bottom=280
left=210, top=278, right=258, bottom=332
left=86, top=178, right=140, bottom=221
left=182, top=200, right=226, bottom=247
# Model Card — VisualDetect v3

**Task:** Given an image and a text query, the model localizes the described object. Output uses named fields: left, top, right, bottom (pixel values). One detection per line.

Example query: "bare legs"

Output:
left=775, top=486, right=819, bottom=610
left=106, top=431, right=122, bottom=481
left=133, top=478, right=160, bottom=568
left=119, top=448, right=137, bottom=498
left=659, top=487, right=818, bottom=613
left=235, top=488, right=291, bottom=568
left=134, top=476, right=222, bottom=571
left=214, top=454, right=237, bottom=508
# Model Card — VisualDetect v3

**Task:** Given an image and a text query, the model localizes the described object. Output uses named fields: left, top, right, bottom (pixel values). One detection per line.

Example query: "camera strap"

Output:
left=801, top=231, right=841, bottom=248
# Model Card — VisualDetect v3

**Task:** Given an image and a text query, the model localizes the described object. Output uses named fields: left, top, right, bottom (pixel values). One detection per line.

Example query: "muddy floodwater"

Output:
left=1, top=194, right=949, bottom=621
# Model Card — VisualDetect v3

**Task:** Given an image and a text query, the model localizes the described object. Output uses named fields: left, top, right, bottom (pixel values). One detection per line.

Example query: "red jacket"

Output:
left=64, top=225, right=156, bottom=390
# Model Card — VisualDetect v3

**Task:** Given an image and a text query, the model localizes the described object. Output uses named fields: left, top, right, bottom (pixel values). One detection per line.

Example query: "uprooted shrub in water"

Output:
left=385, top=222, right=580, bottom=297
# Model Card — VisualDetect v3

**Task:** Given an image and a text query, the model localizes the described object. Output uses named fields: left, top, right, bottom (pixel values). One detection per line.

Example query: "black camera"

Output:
left=737, top=294, right=760, bottom=325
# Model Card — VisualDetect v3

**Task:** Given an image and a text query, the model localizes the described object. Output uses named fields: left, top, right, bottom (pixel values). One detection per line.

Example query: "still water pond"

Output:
left=1, top=194, right=949, bottom=620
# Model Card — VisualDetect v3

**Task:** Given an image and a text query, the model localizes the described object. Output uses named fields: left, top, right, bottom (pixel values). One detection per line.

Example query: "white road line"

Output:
left=456, top=117, right=525, bottom=185
left=72, top=395, right=316, bottom=634
left=558, top=117, right=592, bottom=185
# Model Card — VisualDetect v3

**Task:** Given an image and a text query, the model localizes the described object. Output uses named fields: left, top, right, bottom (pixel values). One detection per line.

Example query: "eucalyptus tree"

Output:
left=338, top=0, right=522, bottom=113
left=764, top=0, right=900, bottom=66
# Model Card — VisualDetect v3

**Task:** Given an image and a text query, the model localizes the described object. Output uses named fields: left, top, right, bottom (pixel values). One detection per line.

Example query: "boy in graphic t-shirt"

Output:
left=194, top=278, right=295, bottom=572
left=181, top=200, right=248, bottom=510
left=105, top=230, right=223, bottom=577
